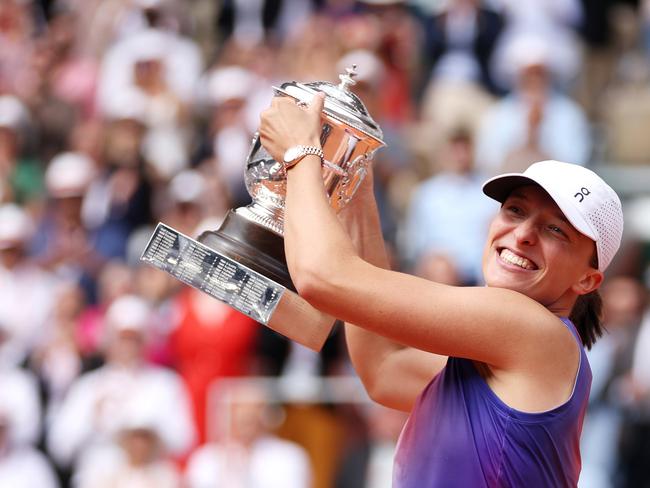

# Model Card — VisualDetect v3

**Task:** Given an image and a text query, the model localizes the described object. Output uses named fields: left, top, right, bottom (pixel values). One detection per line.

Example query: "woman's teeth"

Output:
left=500, top=249, right=536, bottom=270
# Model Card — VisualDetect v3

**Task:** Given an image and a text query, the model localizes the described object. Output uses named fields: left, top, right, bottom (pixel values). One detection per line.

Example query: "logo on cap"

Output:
left=574, top=187, right=591, bottom=203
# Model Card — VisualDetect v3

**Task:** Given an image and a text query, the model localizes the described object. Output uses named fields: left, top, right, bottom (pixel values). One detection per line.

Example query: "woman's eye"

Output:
left=548, top=225, right=566, bottom=236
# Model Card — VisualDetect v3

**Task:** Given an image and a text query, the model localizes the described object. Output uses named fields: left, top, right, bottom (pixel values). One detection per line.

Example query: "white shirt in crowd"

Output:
left=0, top=446, right=60, bottom=488
left=0, top=367, right=41, bottom=446
left=47, top=364, right=196, bottom=468
left=74, top=442, right=180, bottom=488
left=0, top=262, right=58, bottom=367
left=185, top=436, right=312, bottom=488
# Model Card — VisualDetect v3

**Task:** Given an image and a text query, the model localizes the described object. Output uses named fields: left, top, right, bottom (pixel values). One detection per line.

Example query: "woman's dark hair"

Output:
left=569, top=252, right=603, bottom=350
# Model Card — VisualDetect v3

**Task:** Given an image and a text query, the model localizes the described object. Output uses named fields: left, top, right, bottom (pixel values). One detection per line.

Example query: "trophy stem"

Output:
left=198, top=210, right=295, bottom=291
left=235, top=204, right=285, bottom=236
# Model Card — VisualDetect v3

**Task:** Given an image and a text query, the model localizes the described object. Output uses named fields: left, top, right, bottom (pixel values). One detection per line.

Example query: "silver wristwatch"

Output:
left=282, top=145, right=324, bottom=171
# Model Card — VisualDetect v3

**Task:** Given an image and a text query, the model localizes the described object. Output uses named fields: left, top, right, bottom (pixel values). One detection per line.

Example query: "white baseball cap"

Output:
left=0, top=204, right=33, bottom=249
left=45, top=152, right=95, bottom=198
left=105, top=295, right=151, bottom=333
left=506, top=35, right=551, bottom=72
left=482, top=160, right=624, bottom=272
left=337, top=50, right=385, bottom=87
left=205, top=66, right=256, bottom=105
left=169, top=169, right=206, bottom=204
left=0, top=95, right=29, bottom=132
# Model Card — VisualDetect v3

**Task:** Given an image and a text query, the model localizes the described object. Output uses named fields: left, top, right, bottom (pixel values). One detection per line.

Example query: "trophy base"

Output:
left=141, top=220, right=335, bottom=351
left=197, top=210, right=294, bottom=291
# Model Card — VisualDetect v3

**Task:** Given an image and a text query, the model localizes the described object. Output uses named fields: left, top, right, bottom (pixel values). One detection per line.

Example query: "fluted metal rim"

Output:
left=235, top=206, right=284, bottom=236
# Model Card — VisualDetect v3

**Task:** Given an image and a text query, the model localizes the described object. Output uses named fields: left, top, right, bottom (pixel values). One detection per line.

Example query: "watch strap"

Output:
left=283, top=145, right=324, bottom=171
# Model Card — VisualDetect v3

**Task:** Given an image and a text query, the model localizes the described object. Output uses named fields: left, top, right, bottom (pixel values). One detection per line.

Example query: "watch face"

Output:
left=283, top=146, right=302, bottom=163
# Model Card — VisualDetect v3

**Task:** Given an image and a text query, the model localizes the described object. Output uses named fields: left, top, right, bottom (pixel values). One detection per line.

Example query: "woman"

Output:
left=259, top=93, right=623, bottom=487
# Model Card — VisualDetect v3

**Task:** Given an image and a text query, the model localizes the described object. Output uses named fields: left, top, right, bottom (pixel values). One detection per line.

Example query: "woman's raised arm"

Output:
left=259, top=93, right=577, bottom=403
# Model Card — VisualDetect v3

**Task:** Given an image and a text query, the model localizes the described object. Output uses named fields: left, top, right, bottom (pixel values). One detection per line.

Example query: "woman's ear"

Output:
left=572, top=269, right=604, bottom=296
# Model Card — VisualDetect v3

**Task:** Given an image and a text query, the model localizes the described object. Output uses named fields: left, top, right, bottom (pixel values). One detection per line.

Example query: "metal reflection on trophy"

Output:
left=141, top=66, right=385, bottom=351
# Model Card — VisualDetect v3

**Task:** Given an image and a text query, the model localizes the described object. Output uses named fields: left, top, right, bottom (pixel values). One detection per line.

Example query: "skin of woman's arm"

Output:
left=336, top=169, right=449, bottom=411
left=259, top=94, right=579, bottom=412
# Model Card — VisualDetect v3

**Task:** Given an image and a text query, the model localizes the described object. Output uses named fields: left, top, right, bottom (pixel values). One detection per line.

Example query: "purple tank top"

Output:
left=393, top=318, right=591, bottom=488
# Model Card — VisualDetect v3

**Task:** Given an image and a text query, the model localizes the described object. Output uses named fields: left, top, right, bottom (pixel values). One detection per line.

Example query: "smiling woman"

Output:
left=258, top=94, right=624, bottom=488
left=484, top=186, right=600, bottom=311
left=482, top=161, right=622, bottom=352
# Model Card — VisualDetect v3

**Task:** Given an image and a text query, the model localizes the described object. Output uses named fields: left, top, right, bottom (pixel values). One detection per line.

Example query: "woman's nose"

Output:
left=513, top=219, right=538, bottom=246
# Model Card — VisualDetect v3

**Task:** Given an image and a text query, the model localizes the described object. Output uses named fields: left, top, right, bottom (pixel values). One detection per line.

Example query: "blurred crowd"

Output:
left=1, top=0, right=650, bottom=487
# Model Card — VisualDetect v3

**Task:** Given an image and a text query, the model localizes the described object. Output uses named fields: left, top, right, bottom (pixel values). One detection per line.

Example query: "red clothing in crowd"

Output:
left=170, top=289, right=259, bottom=443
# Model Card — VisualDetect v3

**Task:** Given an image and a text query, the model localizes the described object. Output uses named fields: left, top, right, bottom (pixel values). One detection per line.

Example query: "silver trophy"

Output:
left=141, top=66, right=385, bottom=351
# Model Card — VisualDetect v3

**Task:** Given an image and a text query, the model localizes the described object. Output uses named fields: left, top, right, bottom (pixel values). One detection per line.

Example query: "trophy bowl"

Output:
left=141, top=66, right=385, bottom=351
left=241, top=68, right=385, bottom=234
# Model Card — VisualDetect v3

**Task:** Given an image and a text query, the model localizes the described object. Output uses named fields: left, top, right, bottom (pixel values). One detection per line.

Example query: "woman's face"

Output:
left=482, top=185, right=602, bottom=313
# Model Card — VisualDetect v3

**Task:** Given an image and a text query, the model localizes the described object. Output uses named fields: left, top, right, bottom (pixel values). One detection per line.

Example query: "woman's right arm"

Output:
left=339, top=173, right=447, bottom=412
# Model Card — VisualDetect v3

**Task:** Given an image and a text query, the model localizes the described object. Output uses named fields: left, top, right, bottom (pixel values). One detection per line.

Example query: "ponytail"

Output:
left=569, top=290, right=603, bottom=350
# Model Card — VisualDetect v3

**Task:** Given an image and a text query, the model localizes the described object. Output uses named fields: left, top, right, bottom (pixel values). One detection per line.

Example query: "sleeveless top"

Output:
left=393, top=317, right=591, bottom=488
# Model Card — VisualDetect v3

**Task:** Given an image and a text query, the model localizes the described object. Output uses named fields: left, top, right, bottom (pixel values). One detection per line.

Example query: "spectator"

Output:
left=199, top=65, right=262, bottom=206
left=64, top=0, right=189, bottom=61
left=352, top=1, right=421, bottom=126
left=0, top=347, right=63, bottom=487
left=0, top=363, right=41, bottom=448
left=216, top=0, right=321, bottom=46
left=96, top=11, right=202, bottom=128
left=415, top=1, right=503, bottom=148
left=281, top=15, right=342, bottom=84
left=75, top=260, right=134, bottom=357
left=169, top=287, right=259, bottom=444
left=601, top=48, right=650, bottom=164
left=0, top=204, right=58, bottom=367
left=400, top=127, right=497, bottom=284
left=0, top=368, right=59, bottom=488
left=617, top=287, right=650, bottom=486
left=47, top=295, right=196, bottom=472
left=31, top=152, right=106, bottom=302
left=490, top=0, right=584, bottom=91
left=574, top=0, right=631, bottom=121
left=594, top=2, right=650, bottom=165
left=419, top=0, right=505, bottom=96
left=158, top=169, right=209, bottom=237
left=0, top=95, right=42, bottom=205
left=475, top=35, right=592, bottom=174
left=82, top=120, right=154, bottom=261
left=39, top=9, right=99, bottom=121
left=185, top=381, right=312, bottom=488
left=74, top=420, right=181, bottom=488
left=29, top=281, right=94, bottom=421
left=0, top=0, right=41, bottom=101
left=579, top=276, right=646, bottom=488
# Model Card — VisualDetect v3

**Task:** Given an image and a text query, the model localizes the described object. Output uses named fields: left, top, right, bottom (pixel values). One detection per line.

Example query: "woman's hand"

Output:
left=259, top=92, right=325, bottom=162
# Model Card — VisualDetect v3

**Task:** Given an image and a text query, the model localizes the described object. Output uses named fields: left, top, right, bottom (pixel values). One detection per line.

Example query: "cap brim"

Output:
left=482, top=174, right=538, bottom=203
